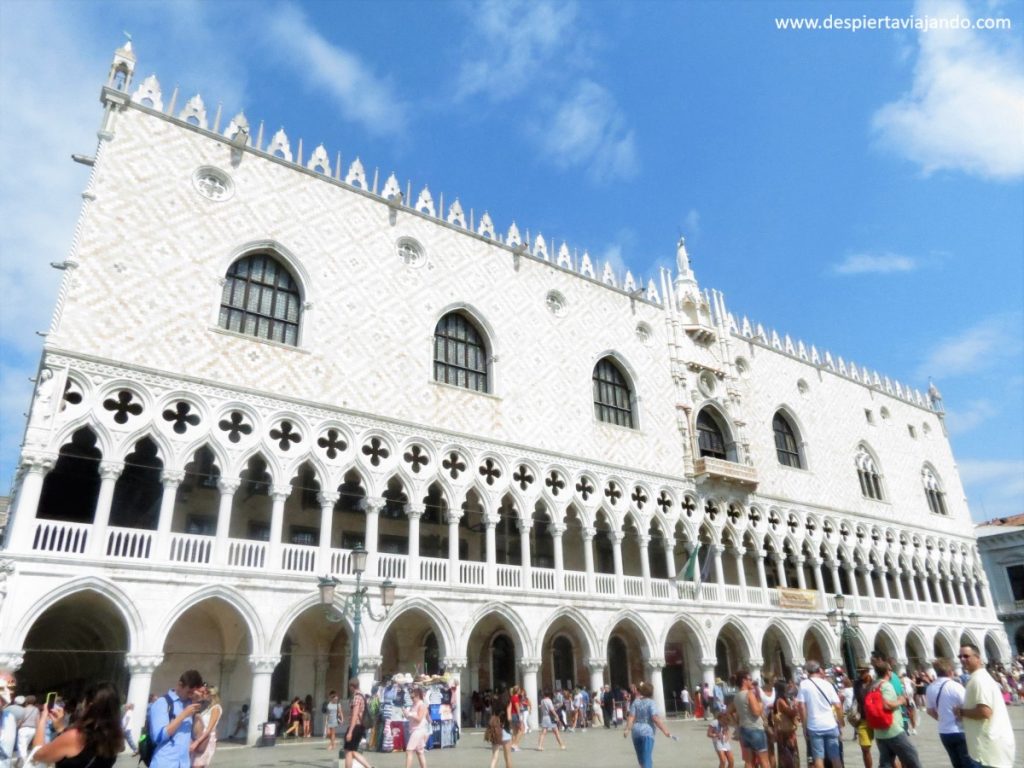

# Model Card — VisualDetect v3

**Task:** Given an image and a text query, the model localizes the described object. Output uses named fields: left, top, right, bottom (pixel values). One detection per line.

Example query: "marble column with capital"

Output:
left=664, top=537, right=677, bottom=583
left=646, top=658, right=667, bottom=716
left=638, top=533, right=652, bottom=597
left=587, top=659, right=606, bottom=695
left=772, top=552, right=788, bottom=589
left=551, top=522, right=566, bottom=590
left=8, top=455, right=55, bottom=551
left=155, top=470, right=185, bottom=560
left=860, top=565, right=876, bottom=600
left=808, top=556, right=825, bottom=604
left=583, top=526, right=596, bottom=593
left=519, top=519, right=533, bottom=589
left=793, top=556, right=807, bottom=590
left=954, top=577, right=968, bottom=606
left=905, top=569, right=920, bottom=603
left=446, top=509, right=461, bottom=586
left=268, top=484, right=292, bottom=570
left=733, top=548, right=748, bottom=592
left=363, top=496, right=384, bottom=573
left=711, top=544, right=725, bottom=588
left=317, top=492, right=339, bottom=574
left=214, top=478, right=240, bottom=564
left=844, top=562, right=860, bottom=599
left=443, top=657, right=468, bottom=728
left=407, top=503, right=425, bottom=581
left=755, top=549, right=768, bottom=592
left=126, top=653, right=164, bottom=738
left=892, top=566, right=906, bottom=603
left=357, top=656, right=382, bottom=700
left=611, top=531, right=625, bottom=595
left=878, top=567, right=892, bottom=601
left=485, top=517, right=497, bottom=588
left=248, top=655, right=281, bottom=745
left=90, top=461, right=124, bottom=557
left=520, top=658, right=541, bottom=730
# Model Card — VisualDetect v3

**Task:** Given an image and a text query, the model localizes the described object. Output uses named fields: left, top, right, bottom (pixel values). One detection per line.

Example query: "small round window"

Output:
left=397, top=237, right=426, bottom=268
left=636, top=322, right=653, bottom=346
left=797, top=379, right=809, bottom=396
left=545, top=290, right=567, bottom=317
left=192, top=166, right=234, bottom=201
left=735, top=357, right=750, bottom=379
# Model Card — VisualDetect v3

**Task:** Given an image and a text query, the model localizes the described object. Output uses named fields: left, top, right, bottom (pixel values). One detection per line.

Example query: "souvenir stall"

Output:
left=368, top=673, right=460, bottom=752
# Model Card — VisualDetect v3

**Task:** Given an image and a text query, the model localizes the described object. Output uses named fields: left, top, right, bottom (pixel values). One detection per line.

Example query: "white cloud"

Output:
left=945, top=398, right=997, bottom=434
left=833, top=251, right=917, bottom=275
left=872, top=0, right=1024, bottom=180
left=915, top=312, right=1024, bottom=378
left=266, top=4, right=407, bottom=137
left=539, top=80, right=638, bottom=182
left=958, top=458, right=1024, bottom=520
left=456, top=0, right=580, bottom=101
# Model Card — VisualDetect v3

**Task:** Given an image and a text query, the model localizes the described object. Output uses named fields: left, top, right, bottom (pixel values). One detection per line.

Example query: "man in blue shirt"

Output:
left=149, top=669, right=204, bottom=768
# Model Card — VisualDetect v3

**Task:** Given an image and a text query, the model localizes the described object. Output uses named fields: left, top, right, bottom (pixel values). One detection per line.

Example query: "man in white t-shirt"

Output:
left=955, top=644, right=1015, bottom=768
left=925, top=657, right=974, bottom=768
left=795, top=661, right=842, bottom=768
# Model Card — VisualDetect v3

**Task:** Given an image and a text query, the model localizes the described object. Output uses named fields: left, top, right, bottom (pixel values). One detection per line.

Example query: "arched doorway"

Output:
left=539, top=613, right=592, bottom=692
left=761, top=625, right=793, bottom=683
left=491, top=635, right=516, bottom=691
left=715, top=623, right=749, bottom=684
left=17, top=590, right=129, bottom=702
left=608, top=636, right=629, bottom=690
left=984, top=632, right=1003, bottom=664
left=552, top=636, right=575, bottom=689
left=664, top=620, right=703, bottom=712
left=380, top=608, right=446, bottom=678
left=607, top=619, right=649, bottom=691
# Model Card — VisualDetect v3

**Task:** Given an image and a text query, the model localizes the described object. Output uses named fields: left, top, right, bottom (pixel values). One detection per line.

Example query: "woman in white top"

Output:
left=190, top=685, right=222, bottom=768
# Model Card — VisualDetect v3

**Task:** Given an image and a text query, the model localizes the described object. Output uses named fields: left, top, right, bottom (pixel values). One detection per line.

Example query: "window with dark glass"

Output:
left=922, top=467, right=948, bottom=515
left=856, top=447, right=883, bottom=500
left=593, top=358, right=634, bottom=428
left=697, top=410, right=727, bottom=459
left=433, top=312, right=488, bottom=392
left=219, top=253, right=301, bottom=346
left=773, top=412, right=803, bottom=468
left=1008, top=565, right=1024, bottom=601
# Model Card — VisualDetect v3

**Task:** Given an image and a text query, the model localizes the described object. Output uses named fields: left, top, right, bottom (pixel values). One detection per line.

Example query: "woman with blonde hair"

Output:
left=402, top=686, right=430, bottom=768
left=191, top=684, right=222, bottom=767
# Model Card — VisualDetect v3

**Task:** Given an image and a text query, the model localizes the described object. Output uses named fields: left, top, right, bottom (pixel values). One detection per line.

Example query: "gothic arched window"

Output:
left=922, top=466, right=948, bottom=515
left=773, top=412, right=803, bottom=468
left=592, top=357, right=634, bottom=428
left=219, top=253, right=301, bottom=345
left=855, top=445, right=884, bottom=501
left=697, top=409, right=728, bottom=459
left=433, top=312, right=488, bottom=392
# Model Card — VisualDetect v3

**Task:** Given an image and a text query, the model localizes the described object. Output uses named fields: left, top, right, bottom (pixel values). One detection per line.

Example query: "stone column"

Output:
left=646, top=658, right=667, bottom=716
left=90, top=461, right=124, bottom=557
left=860, top=565, right=876, bottom=600
left=755, top=549, right=768, bottom=592
left=518, top=518, right=533, bottom=590
left=878, top=567, right=892, bottom=601
left=312, top=654, right=329, bottom=735
left=942, top=574, right=954, bottom=605
left=772, top=552, right=788, bottom=589
left=587, top=659, right=606, bottom=695
left=363, top=496, right=384, bottom=573
left=921, top=575, right=936, bottom=603
left=0, top=652, right=24, bottom=675
left=125, top=653, right=163, bottom=738
left=955, top=577, right=968, bottom=606
left=443, top=657, right=467, bottom=728
left=793, top=555, right=807, bottom=590
left=268, top=484, right=291, bottom=570
left=214, top=478, right=240, bottom=563
left=446, top=509, right=461, bottom=586
left=551, top=522, right=566, bottom=590
left=357, top=656, right=382, bottom=700
left=521, top=658, right=541, bottom=730
left=664, top=537, right=677, bottom=581
left=844, top=563, right=860, bottom=599
left=829, top=561, right=842, bottom=596
left=8, top=455, right=54, bottom=551
left=583, top=526, right=596, bottom=593
left=748, top=657, right=764, bottom=687
left=155, top=470, right=184, bottom=560
left=485, top=517, right=497, bottom=588
left=893, top=566, right=906, bottom=603
left=611, top=531, right=626, bottom=595
left=639, top=533, right=652, bottom=597
left=809, top=556, right=825, bottom=605
left=733, top=548, right=748, bottom=591
left=317, top=492, right=339, bottom=574
left=407, top=503, right=424, bottom=581
left=712, top=544, right=725, bottom=587
left=248, top=655, right=281, bottom=746
left=701, top=660, right=717, bottom=689
left=906, top=570, right=920, bottom=603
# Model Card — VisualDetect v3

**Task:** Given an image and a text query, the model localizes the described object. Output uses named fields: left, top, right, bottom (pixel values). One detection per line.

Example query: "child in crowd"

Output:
left=707, top=710, right=734, bottom=768
left=484, top=714, right=512, bottom=768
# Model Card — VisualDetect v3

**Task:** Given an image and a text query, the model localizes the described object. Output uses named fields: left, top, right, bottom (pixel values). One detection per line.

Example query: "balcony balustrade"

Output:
left=693, top=456, right=758, bottom=488
left=17, top=518, right=992, bottom=621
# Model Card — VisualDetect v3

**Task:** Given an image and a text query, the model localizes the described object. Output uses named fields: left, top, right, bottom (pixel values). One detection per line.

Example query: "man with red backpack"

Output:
left=868, top=652, right=922, bottom=768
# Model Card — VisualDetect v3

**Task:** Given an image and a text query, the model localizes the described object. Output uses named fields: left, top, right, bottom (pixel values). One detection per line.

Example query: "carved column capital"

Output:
left=249, top=655, right=282, bottom=674
left=517, top=518, right=533, bottom=535
left=586, top=658, right=607, bottom=673
left=270, top=484, right=292, bottom=501
left=550, top=523, right=566, bottom=537
left=126, top=653, right=164, bottom=675
left=317, top=491, right=340, bottom=507
left=19, top=453, right=56, bottom=475
left=217, top=477, right=241, bottom=495
left=99, top=460, right=124, bottom=481
left=444, top=509, right=463, bottom=525
left=638, top=534, right=651, bottom=548
left=161, top=470, right=186, bottom=488
left=442, top=656, right=468, bottom=674
left=0, top=652, right=24, bottom=672
left=357, top=655, right=383, bottom=674
left=645, top=657, right=666, bottom=671
left=406, top=503, right=426, bottom=521
left=519, top=657, right=542, bottom=674
left=582, top=526, right=596, bottom=541
left=363, top=496, right=386, bottom=514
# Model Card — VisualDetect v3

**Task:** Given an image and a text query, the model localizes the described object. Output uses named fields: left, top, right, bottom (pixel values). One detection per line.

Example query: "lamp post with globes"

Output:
left=827, top=593, right=860, bottom=677
left=317, top=544, right=396, bottom=683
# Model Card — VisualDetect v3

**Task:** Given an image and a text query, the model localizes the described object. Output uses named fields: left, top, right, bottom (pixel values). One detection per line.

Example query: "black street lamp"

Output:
left=827, top=593, right=860, bottom=677
left=317, top=544, right=396, bottom=682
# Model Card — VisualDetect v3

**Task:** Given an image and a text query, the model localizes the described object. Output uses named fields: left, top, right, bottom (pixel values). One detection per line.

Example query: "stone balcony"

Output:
left=693, top=456, right=759, bottom=488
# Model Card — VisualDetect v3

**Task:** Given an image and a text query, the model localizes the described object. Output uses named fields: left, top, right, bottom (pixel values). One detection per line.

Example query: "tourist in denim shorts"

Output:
left=796, top=661, right=843, bottom=768
left=730, top=670, right=771, bottom=767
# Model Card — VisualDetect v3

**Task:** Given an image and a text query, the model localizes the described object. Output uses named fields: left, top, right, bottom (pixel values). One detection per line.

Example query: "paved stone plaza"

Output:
left=113, top=708, right=1024, bottom=767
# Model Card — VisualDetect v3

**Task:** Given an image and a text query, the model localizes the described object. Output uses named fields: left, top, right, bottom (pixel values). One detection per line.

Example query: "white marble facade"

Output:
left=0, top=45, right=1010, bottom=745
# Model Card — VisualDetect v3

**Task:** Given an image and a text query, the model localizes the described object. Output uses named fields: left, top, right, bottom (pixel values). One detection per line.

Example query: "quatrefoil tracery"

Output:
left=404, top=445, right=430, bottom=474
left=103, top=390, right=144, bottom=424
left=317, top=429, right=347, bottom=459
left=269, top=420, right=301, bottom=451
left=162, top=401, right=201, bottom=434
left=362, top=437, right=390, bottom=467
left=218, top=411, right=253, bottom=443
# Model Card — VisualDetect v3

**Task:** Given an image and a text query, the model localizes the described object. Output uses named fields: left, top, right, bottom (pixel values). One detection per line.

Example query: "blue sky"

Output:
left=1, top=0, right=1021, bottom=520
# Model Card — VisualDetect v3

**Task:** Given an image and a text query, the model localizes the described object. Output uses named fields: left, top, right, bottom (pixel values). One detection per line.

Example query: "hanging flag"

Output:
left=678, top=547, right=700, bottom=582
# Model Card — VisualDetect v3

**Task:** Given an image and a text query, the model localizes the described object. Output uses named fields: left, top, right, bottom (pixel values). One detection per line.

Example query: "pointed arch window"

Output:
left=773, top=412, right=803, bottom=468
left=855, top=446, right=883, bottom=501
left=696, top=409, right=727, bottom=459
left=434, top=312, right=488, bottom=392
left=593, top=357, right=635, bottom=428
left=219, top=253, right=301, bottom=345
left=922, top=467, right=948, bottom=515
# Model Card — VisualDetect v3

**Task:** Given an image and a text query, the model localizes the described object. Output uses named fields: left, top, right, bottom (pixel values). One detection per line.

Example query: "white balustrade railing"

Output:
left=460, top=562, right=486, bottom=586
left=106, top=526, right=154, bottom=560
left=281, top=543, right=317, bottom=573
left=623, top=575, right=644, bottom=597
left=532, top=568, right=556, bottom=591
left=595, top=574, right=616, bottom=595
left=768, top=588, right=781, bottom=607
left=563, top=571, right=587, bottom=593
left=747, top=587, right=767, bottom=605
left=168, top=533, right=213, bottom=564
left=32, top=520, right=90, bottom=554
left=330, top=549, right=353, bottom=576
left=419, top=557, right=447, bottom=583
left=651, top=579, right=671, bottom=599
left=723, top=585, right=743, bottom=604
left=377, top=553, right=407, bottom=581
left=677, top=581, right=697, bottom=601
left=228, top=539, right=266, bottom=569
left=496, top=564, right=521, bottom=589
